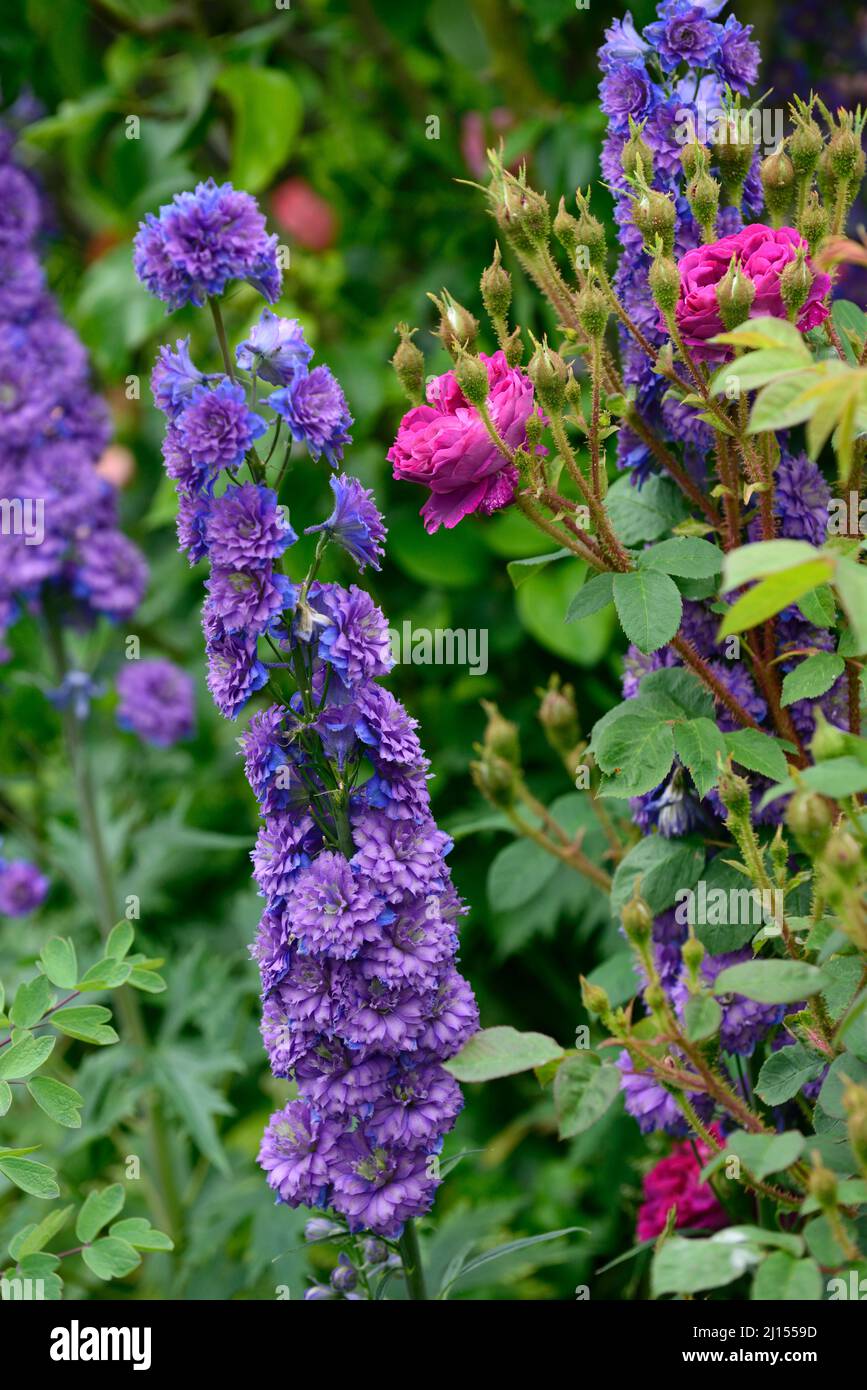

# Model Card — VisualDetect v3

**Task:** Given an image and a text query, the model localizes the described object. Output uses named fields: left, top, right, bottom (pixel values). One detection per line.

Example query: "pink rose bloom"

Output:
left=636, top=1125, right=729, bottom=1242
left=388, top=350, right=542, bottom=533
left=674, top=223, right=831, bottom=362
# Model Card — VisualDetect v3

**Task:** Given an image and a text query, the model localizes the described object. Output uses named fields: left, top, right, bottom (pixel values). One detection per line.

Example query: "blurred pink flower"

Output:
left=388, top=350, right=543, bottom=532
left=461, top=108, right=518, bottom=179
left=636, top=1124, right=729, bottom=1242
left=96, top=445, right=135, bottom=488
left=674, top=223, right=830, bottom=362
left=272, top=178, right=337, bottom=252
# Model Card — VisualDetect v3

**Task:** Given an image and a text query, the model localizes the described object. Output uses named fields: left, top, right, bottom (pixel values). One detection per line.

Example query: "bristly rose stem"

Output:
left=44, top=612, right=185, bottom=1244
left=398, top=1218, right=428, bottom=1300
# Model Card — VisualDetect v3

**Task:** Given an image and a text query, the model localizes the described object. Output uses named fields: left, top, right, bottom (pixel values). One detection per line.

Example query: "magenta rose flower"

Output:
left=636, top=1124, right=729, bottom=1243
left=674, top=223, right=831, bottom=362
left=387, top=350, right=542, bottom=532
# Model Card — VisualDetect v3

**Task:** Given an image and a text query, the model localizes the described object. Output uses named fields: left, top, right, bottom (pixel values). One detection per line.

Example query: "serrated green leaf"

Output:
left=719, top=559, right=835, bottom=637
left=710, top=347, right=811, bottom=396
left=565, top=570, right=614, bottom=622
left=727, top=1129, right=805, bottom=1179
left=605, top=473, right=688, bottom=545
left=595, top=713, right=676, bottom=798
left=611, top=837, right=705, bottom=917
left=714, top=959, right=830, bottom=1004
left=553, top=1054, right=621, bottom=1138
left=780, top=652, right=845, bottom=707
left=684, top=993, right=722, bottom=1042
left=674, top=717, right=727, bottom=798
left=835, top=556, right=867, bottom=654
left=0, top=1082, right=10, bottom=1116
left=751, top=1251, right=822, bottom=1301
left=711, top=317, right=810, bottom=352
left=639, top=536, right=724, bottom=578
left=721, top=540, right=822, bottom=592
left=723, top=728, right=790, bottom=783
left=755, top=1043, right=826, bottom=1106
left=613, top=568, right=682, bottom=654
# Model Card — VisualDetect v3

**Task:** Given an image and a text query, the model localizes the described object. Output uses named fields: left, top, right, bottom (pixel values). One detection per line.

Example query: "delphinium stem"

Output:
left=398, top=1218, right=428, bottom=1300
left=44, top=616, right=185, bottom=1244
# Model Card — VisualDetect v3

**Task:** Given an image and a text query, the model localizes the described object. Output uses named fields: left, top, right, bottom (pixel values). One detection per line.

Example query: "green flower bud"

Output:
left=480, top=699, right=521, bottom=765
left=711, top=116, right=755, bottom=206
left=503, top=324, right=525, bottom=368
left=633, top=190, right=676, bottom=257
left=648, top=254, right=681, bottom=315
left=538, top=676, right=580, bottom=755
left=829, top=126, right=862, bottom=183
left=714, top=254, right=756, bottom=330
left=553, top=197, right=580, bottom=262
left=789, top=114, right=824, bottom=182
left=480, top=244, right=512, bottom=322
left=391, top=324, right=426, bottom=404
left=429, top=290, right=479, bottom=356
left=622, top=120, right=654, bottom=183
left=644, top=983, right=667, bottom=1016
left=686, top=169, right=720, bottom=241
left=575, top=283, right=609, bottom=340
left=580, top=975, right=611, bottom=1018
left=760, top=145, right=796, bottom=225
left=798, top=190, right=830, bottom=258
left=454, top=351, right=490, bottom=407
left=681, top=935, right=705, bottom=976
left=822, top=827, right=862, bottom=883
left=528, top=339, right=569, bottom=412
left=574, top=189, right=607, bottom=271
left=680, top=140, right=709, bottom=184
left=785, top=790, right=832, bottom=856
left=470, top=752, right=517, bottom=809
left=780, top=245, right=814, bottom=319
left=808, top=1152, right=839, bottom=1212
left=811, top=710, right=849, bottom=763
left=622, top=892, right=653, bottom=945
left=717, top=763, right=752, bottom=820
left=496, top=170, right=551, bottom=252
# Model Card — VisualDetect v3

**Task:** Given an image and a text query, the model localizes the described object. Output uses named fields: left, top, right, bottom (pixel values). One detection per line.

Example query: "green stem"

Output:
left=45, top=617, right=185, bottom=1243
left=398, top=1219, right=428, bottom=1300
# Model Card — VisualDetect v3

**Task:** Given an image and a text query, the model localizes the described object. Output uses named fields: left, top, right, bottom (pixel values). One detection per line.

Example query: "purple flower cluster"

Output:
left=0, top=854, right=49, bottom=917
left=133, top=179, right=282, bottom=310
left=116, top=658, right=196, bottom=748
left=600, top=3, right=761, bottom=486
left=139, top=191, right=478, bottom=1240
left=0, top=132, right=149, bottom=659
